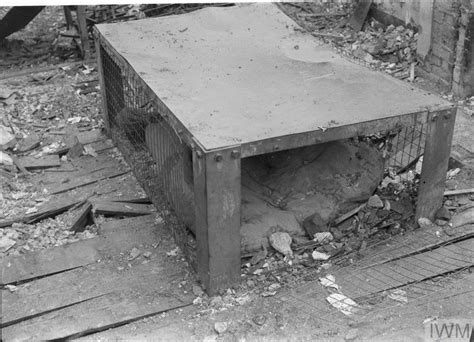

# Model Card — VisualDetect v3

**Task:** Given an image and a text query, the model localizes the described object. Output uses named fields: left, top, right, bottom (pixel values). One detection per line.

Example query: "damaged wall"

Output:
left=372, top=0, right=474, bottom=96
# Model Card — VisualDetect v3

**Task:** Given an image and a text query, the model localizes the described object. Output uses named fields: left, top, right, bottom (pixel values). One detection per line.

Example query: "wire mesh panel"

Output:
left=98, top=38, right=195, bottom=236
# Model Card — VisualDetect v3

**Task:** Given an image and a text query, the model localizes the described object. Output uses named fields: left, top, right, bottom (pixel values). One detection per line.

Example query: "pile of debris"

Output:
left=0, top=64, right=107, bottom=256
left=281, top=2, right=419, bottom=82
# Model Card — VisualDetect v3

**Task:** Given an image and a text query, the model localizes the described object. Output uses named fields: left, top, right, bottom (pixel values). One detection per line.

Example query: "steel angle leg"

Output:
left=417, top=108, right=457, bottom=221
left=193, top=147, right=242, bottom=295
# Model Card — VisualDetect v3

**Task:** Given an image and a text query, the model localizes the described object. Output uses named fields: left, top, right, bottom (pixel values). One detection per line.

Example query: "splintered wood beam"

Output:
left=69, top=202, right=93, bottom=232
left=0, top=198, right=80, bottom=228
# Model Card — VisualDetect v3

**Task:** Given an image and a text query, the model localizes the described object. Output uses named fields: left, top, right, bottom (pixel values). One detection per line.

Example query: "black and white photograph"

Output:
left=1, top=1, right=473, bottom=340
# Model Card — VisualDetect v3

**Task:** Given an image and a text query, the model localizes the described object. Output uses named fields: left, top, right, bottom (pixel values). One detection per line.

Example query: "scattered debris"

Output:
left=388, top=289, right=408, bottom=304
left=166, top=247, right=180, bottom=257
left=313, top=232, right=334, bottom=244
left=319, top=274, right=340, bottom=291
left=5, top=284, right=19, bottom=292
left=128, top=247, right=140, bottom=261
left=0, top=151, right=13, bottom=166
left=326, top=293, right=359, bottom=316
left=367, top=194, right=384, bottom=208
left=0, top=236, right=16, bottom=252
left=0, top=125, right=14, bottom=146
left=252, top=314, right=267, bottom=326
left=312, top=250, right=331, bottom=261
left=269, top=232, right=293, bottom=257
left=214, top=322, right=228, bottom=335
left=345, top=328, right=359, bottom=341
left=418, top=217, right=433, bottom=228
left=450, top=208, right=474, bottom=228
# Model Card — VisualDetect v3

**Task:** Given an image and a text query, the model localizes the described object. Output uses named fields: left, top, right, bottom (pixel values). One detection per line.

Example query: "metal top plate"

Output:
left=96, top=4, right=452, bottom=151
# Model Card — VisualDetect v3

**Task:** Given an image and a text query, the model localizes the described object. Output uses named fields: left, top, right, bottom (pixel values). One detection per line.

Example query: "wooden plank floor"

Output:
left=356, top=224, right=474, bottom=269
left=1, top=215, right=193, bottom=340
left=1, top=132, right=194, bottom=340
left=335, top=238, right=474, bottom=299
left=285, top=237, right=474, bottom=323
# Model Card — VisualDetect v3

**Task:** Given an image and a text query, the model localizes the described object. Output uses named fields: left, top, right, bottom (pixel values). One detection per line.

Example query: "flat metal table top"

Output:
left=96, top=4, right=452, bottom=151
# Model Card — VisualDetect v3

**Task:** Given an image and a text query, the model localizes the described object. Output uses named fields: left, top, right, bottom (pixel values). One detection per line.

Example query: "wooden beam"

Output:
left=76, top=6, right=90, bottom=60
left=348, top=0, right=372, bottom=32
left=0, top=198, right=80, bottom=228
left=17, top=155, right=61, bottom=170
left=193, top=147, right=242, bottom=294
left=92, top=201, right=152, bottom=217
left=69, top=202, right=93, bottom=233
left=444, top=188, right=474, bottom=196
left=417, top=109, right=457, bottom=220
left=417, top=0, right=434, bottom=59
left=47, top=168, right=128, bottom=194
left=1, top=215, right=159, bottom=285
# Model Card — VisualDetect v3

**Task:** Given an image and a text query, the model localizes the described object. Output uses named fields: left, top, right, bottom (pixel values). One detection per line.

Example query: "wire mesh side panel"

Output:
left=98, top=39, right=195, bottom=234
left=100, top=45, right=124, bottom=127
left=369, top=120, right=427, bottom=180
left=387, top=123, right=427, bottom=174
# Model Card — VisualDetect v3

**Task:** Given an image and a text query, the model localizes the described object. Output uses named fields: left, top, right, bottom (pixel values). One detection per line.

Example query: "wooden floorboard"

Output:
left=1, top=215, right=159, bottom=285
left=357, top=224, right=474, bottom=269
left=336, top=238, right=474, bottom=299
left=48, top=167, right=129, bottom=194
left=2, top=262, right=192, bottom=340
left=92, top=200, right=153, bottom=217
left=1, top=215, right=189, bottom=340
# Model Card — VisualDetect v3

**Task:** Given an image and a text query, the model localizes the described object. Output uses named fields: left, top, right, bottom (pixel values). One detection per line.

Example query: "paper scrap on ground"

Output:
left=326, top=293, right=360, bottom=316
left=319, top=274, right=340, bottom=291
left=388, top=289, right=408, bottom=304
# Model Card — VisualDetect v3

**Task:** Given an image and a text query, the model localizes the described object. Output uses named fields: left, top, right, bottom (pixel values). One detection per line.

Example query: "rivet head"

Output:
left=214, top=154, right=223, bottom=162
left=196, top=151, right=203, bottom=158
left=431, top=114, right=439, bottom=122
left=274, top=145, right=280, bottom=151
left=231, top=150, right=241, bottom=159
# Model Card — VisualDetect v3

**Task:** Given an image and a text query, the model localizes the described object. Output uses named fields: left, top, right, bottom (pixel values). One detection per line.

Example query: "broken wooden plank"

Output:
left=335, top=238, right=474, bottom=299
left=10, top=154, right=31, bottom=175
left=17, top=155, right=61, bottom=170
left=110, top=197, right=151, bottom=204
left=444, top=188, right=474, bottom=196
left=1, top=215, right=158, bottom=285
left=0, top=197, right=80, bottom=228
left=92, top=201, right=153, bottom=217
left=69, top=202, right=93, bottom=233
left=48, top=168, right=128, bottom=194
left=16, top=132, right=41, bottom=153
left=334, top=203, right=366, bottom=226
left=347, top=0, right=372, bottom=32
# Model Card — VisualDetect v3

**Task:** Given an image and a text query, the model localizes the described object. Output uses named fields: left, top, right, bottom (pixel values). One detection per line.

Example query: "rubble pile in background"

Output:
left=280, top=2, right=418, bottom=82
